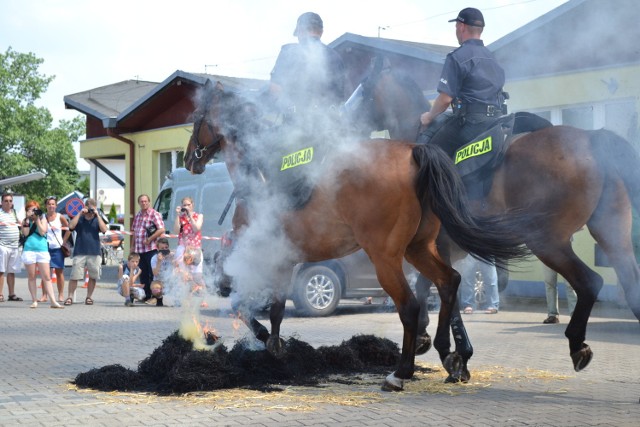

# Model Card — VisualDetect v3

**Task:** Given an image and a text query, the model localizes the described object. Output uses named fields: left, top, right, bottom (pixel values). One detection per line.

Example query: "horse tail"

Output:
left=589, top=129, right=640, bottom=212
left=412, top=144, right=530, bottom=266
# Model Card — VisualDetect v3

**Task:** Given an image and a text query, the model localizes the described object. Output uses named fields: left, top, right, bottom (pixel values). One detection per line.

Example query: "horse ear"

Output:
left=215, top=81, right=225, bottom=91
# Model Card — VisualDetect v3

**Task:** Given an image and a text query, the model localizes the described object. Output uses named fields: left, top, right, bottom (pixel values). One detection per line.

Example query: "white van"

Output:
left=153, top=163, right=235, bottom=264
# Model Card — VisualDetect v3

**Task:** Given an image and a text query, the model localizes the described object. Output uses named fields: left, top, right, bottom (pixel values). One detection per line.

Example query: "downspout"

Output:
left=106, top=129, right=136, bottom=229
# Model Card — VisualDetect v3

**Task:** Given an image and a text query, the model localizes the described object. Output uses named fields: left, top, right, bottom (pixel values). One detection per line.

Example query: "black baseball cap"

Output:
left=293, top=12, right=323, bottom=36
left=448, top=7, right=485, bottom=28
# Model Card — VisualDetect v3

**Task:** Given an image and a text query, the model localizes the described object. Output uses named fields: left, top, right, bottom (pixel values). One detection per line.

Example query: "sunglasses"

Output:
left=46, top=196, right=58, bottom=201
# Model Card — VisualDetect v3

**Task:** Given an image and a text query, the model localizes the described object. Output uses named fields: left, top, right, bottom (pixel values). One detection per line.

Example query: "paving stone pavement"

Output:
left=1, top=267, right=639, bottom=426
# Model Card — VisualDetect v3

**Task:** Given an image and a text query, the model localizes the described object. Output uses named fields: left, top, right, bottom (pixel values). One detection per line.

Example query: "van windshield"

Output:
left=154, top=189, right=172, bottom=221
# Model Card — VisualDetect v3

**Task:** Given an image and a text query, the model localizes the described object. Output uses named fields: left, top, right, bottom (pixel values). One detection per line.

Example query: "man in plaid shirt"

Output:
left=131, top=194, right=165, bottom=304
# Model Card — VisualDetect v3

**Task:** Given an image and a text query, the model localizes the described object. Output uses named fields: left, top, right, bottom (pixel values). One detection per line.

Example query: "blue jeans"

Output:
left=543, top=265, right=577, bottom=316
left=453, top=254, right=499, bottom=310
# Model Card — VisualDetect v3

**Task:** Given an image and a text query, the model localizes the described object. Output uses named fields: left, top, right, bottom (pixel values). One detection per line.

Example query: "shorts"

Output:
left=118, top=282, right=145, bottom=301
left=70, top=255, right=102, bottom=280
left=21, top=250, right=51, bottom=265
left=48, top=247, right=65, bottom=269
left=0, top=245, right=20, bottom=273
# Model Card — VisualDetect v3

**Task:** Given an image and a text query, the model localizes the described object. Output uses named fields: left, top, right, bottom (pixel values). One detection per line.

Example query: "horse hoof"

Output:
left=415, top=333, right=432, bottom=355
left=266, top=336, right=286, bottom=359
left=381, top=373, right=404, bottom=392
left=444, top=374, right=461, bottom=383
left=571, top=343, right=593, bottom=372
left=443, top=352, right=462, bottom=375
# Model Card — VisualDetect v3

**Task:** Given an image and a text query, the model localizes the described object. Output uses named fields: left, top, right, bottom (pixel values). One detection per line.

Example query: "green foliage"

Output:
left=0, top=47, right=83, bottom=202
left=108, top=203, right=118, bottom=223
left=77, top=176, right=90, bottom=196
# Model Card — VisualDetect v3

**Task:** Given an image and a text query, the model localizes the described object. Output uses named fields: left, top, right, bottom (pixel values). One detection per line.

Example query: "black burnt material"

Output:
left=73, top=332, right=401, bottom=394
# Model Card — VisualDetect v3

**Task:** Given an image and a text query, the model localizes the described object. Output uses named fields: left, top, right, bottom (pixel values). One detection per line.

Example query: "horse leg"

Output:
left=414, top=272, right=472, bottom=382
left=413, top=273, right=432, bottom=355
left=234, top=306, right=270, bottom=343
left=405, top=243, right=471, bottom=382
left=587, top=192, right=640, bottom=322
left=536, top=244, right=602, bottom=372
left=369, top=255, right=419, bottom=391
left=445, top=297, right=473, bottom=383
left=265, top=276, right=288, bottom=358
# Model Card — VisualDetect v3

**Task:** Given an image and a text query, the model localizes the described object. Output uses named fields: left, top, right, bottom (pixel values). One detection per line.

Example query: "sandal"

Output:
left=8, top=294, right=23, bottom=301
left=0, top=295, right=4, bottom=302
left=85, top=297, right=94, bottom=305
left=463, top=307, right=473, bottom=314
left=484, top=308, right=498, bottom=314
left=64, top=297, right=73, bottom=306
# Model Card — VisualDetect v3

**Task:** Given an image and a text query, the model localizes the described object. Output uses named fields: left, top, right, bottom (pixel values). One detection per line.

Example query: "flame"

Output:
left=202, top=319, right=218, bottom=337
left=179, top=314, right=219, bottom=350
left=229, top=311, right=243, bottom=332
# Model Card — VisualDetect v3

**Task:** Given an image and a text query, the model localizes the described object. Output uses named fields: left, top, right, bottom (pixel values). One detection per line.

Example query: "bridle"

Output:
left=190, top=95, right=222, bottom=160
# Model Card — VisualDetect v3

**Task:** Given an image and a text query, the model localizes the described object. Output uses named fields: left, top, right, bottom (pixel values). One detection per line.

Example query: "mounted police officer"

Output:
left=269, top=12, right=346, bottom=127
left=418, top=7, right=507, bottom=158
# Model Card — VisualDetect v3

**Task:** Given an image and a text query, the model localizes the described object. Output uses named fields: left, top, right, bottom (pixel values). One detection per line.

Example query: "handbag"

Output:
left=146, top=222, right=158, bottom=238
left=46, top=214, right=70, bottom=258
left=60, top=243, right=71, bottom=258
left=12, top=209, right=26, bottom=247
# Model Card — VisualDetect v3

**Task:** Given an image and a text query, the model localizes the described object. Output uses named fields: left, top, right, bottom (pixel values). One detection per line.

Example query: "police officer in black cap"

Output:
left=269, top=12, right=346, bottom=124
left=418, top=7, right=507, bottom=157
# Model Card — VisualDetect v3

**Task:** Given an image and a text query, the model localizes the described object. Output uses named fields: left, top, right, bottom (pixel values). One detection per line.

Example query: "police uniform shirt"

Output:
left=436, top=39, right=505, bottom=107
left=270, top=38, right=345, bottom=109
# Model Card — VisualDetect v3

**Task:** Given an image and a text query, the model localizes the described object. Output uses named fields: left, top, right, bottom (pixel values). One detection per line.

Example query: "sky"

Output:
left=1, top=0, right=569, bottom=168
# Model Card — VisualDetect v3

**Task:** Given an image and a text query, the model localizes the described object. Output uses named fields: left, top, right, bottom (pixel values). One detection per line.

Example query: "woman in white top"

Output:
left=39, top=196, right=71, bottom=303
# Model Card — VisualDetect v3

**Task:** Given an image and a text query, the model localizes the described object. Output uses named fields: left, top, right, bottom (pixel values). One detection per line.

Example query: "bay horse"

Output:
left=357, top=65, right=640, bottom=373
left=184, top=79, right=531, bottom=391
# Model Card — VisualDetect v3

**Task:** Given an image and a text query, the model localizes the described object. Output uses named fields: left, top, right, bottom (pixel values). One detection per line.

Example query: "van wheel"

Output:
left=292, top=266, right=341, bottom=317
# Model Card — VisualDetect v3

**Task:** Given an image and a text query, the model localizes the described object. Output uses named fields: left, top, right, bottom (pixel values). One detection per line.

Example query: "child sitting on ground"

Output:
left=117, top=252, right=143, bottom=306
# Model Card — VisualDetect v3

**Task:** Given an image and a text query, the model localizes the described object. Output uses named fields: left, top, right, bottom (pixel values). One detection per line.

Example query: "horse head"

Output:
left=345, top=56, right=429, bottom=141
left=185, top=80, right=225, bottom=174
left=185, top=79, right=260, bottom=175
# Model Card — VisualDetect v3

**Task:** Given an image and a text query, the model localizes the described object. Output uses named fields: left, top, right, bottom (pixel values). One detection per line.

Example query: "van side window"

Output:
left=154, top=189, right=172, bottom=221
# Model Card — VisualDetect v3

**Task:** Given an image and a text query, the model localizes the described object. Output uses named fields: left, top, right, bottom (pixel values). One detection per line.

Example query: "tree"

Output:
left=77, top=176, right=90, bottom=196
left=0, top=47, right=83, bottom=201
left=108, top=203, right=118, bottom=223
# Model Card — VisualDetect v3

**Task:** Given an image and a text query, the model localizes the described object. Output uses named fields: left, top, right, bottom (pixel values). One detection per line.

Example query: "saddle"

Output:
left=257, top=127, right=328, bottom=210
left=454, top=112, right=553, bottom=199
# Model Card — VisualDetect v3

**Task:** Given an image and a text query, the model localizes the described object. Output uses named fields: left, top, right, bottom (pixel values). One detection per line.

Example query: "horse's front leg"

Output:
left=432, top=267, right=473, bottom=383
left=444, top=298, right=472, bottom=383
left=265, top=290, right=287, bottom=358
left=234, top=304, right=269, bottom=343
left=414, top=274, right=433, bottom=355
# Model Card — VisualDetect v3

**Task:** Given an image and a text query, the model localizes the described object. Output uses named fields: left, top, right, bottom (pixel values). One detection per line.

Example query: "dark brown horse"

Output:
left=357, top=66, right=640, bottom=373
left=184, top=80, right=531, bottom=390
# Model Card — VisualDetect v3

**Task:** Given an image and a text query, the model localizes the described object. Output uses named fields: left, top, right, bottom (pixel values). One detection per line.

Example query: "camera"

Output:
left=159, top=249, right=171, bottom=256
left=88, top=208, right=95, bottom=214
left=181, top=208, right=188, bottom=213
left=33, top=208, right=43, bottom=216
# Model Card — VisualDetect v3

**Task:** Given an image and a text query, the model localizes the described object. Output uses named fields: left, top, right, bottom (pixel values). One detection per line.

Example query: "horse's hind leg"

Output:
left=535, top=243, right=602, bottom=372
left=368, top=254, right=419, bottom=391
left=588, top=192, right=640, bottom=322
